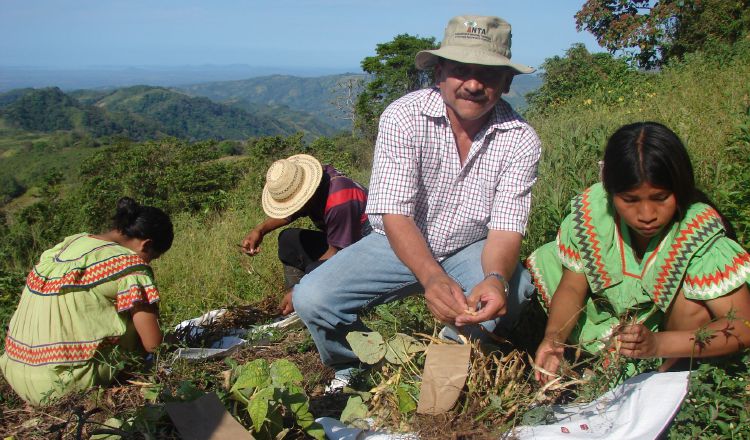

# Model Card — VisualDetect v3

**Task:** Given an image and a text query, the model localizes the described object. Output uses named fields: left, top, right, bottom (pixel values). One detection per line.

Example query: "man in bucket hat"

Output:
left=241, top=154, right=369, bottom=315
left=293, top=15, right=541, bottom=379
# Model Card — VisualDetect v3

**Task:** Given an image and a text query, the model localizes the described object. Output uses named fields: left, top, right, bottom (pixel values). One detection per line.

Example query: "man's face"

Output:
left=435, top=59, right=512, bottom=123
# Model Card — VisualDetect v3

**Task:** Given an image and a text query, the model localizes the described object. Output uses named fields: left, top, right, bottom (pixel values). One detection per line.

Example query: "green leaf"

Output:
left=141, top=383, right=163, bottom=403
left=248, top=386, right=274, bottom=433
left=340, top=395, right=369, bottom=425
left=285, top=385, right=326, bottom=439
left=396, top=384, right=417, bottom=414
left=270, top=359, right=304, bottom=387
left=346, top=331, right=386, bottom=364
left=231, top=359, right=271, bottom=393
left=384, top=333, right=425, bottom=365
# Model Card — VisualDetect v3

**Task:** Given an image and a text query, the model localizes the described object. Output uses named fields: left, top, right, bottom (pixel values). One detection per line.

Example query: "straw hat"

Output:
left=261, top=154, right=323, bottom=218
left=415, top=15, right=535, bottom=74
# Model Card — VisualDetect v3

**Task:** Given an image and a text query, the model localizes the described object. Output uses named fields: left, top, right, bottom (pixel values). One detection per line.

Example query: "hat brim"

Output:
left=415, top=47, right=535, bottom=74
left=261, top=154, right=323, bottom=219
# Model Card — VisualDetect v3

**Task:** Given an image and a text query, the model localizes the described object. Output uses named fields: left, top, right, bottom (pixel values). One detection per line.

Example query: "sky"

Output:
left=0, top=0, right=603, bottom=72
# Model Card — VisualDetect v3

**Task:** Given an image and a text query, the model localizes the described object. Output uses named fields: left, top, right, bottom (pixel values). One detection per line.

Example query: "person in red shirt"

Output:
left=241, top=154, right=369, bottom=314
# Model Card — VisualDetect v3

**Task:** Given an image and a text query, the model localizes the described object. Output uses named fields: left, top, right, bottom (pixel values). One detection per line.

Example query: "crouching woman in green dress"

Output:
left=529, top=122, right=750, bottom=384
left=0, top=197, right=173, bottom=405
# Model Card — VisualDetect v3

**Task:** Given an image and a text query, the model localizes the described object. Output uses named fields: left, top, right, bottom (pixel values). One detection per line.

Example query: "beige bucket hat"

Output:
left=261, top=154, right=323, bottom=219
left=415, top=15, right=535, bottom=74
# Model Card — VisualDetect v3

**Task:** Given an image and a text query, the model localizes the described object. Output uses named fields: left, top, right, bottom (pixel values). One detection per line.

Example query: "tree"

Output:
left=576, top=0, right=750, bottom=68
left=525, top=44, right=636, bottom=115
left=354, top=34, right=438, bottom=140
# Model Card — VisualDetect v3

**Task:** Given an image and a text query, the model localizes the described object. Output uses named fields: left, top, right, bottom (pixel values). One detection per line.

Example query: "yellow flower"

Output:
left=583, top=98, right=592, bottom=106
left=618, top=96, right=624, bottom=102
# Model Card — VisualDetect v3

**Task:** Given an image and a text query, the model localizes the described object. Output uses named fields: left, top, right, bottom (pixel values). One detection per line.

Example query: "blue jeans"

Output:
left=292, top=232, right=535, bottom=368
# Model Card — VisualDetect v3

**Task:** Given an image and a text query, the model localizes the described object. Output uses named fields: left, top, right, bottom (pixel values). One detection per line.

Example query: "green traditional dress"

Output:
left=0, top=233, right=160, bottom=406
left=527, top=183, right=750, bottom=354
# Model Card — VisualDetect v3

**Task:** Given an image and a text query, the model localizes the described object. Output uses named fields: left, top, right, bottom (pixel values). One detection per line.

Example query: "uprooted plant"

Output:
left=340, top=330, right=576, bottom=437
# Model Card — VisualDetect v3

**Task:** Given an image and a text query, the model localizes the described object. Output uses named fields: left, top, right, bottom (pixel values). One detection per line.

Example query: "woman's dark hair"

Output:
left=112, top=197, right=174, bottom=254
left=602, top=121, right=735, bottom=238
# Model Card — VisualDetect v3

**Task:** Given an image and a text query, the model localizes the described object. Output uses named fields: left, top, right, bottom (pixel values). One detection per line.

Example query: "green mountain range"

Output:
left=0, top=86, right=340, bottom=141
left=177, top=73, right=542, bottom=129
left=176, top=73, right=365, bottom=131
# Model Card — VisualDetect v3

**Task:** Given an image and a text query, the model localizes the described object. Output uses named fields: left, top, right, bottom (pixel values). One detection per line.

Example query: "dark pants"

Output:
left=278, top=228, right=328, bottom=287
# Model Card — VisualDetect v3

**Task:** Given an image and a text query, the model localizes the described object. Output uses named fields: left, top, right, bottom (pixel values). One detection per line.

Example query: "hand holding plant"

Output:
left=616, top=324, right=660, bottom=358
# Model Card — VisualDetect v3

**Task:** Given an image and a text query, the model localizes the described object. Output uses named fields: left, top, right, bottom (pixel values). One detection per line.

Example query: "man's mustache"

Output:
left=456, top=92, right=488, bottom=103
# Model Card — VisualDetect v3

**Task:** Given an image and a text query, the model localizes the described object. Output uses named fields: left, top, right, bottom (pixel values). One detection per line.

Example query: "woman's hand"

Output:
left=616, top=324, right=661, bottom=358
left=534, top=336, right=564, bottom=385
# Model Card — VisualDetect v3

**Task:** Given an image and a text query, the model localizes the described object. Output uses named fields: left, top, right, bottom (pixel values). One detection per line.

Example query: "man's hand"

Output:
left=534, top=336, right=564, bottom=385
left=455, top=276, right=506, bottom=325
left=279, top=290, right=294, bottom=315
left=423, top=273, right=468, bottom=324
left=241, top=229, right=264, bottom=255
left=617, top=324, right=661, bottom=358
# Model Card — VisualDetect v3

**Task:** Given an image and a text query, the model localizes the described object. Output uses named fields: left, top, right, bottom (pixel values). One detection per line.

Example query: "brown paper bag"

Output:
left=165, top=392, right=254, bottom=440
left=416, top=343, right=471, bottom=414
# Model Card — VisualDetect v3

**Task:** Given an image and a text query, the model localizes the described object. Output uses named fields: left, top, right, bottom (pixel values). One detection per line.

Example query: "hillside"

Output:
left=177, top=73, right=542, bottom=128
left=177, top=73, right=363, bottom=131
left=0, top=86, right=339, bottom=142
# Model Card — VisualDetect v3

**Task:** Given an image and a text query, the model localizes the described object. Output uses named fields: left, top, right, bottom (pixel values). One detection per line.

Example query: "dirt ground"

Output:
left=0, top=296, right=551, bottom=439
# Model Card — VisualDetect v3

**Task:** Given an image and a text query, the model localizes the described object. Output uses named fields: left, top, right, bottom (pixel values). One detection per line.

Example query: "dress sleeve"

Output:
left=683, top=236, right=750, bottom=300
left=115, top=271, right=161, bottom=312
left=556, top=213, right=585, bottom=273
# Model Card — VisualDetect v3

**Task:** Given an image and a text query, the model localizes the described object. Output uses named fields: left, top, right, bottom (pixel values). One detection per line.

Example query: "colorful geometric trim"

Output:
left=684, top=252, right=750, bottom=299
left=116, top=284, right=160, bottom=312
left=557, top=230, right=583, bottom=272
left=25, top=254, right=148, bottom=296
left=3, top=335, right=117, bottom=366
left=650, top=207, right=724, bottom=309
left=526, top=253, right=551, bottom=308
left=571, top=188, right=613, bottom=292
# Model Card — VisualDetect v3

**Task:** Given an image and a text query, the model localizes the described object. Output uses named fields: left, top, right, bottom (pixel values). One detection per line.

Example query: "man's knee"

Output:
left=291, top=273, right=329, bottom=320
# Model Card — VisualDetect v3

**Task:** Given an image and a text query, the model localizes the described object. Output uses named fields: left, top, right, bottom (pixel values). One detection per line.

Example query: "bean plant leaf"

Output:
left=231, top=359, right=271, bottom=393
left=385, top=333, right=426, bottom=365
left=270, top=359, right=304, bottom=387
left=396, top=383, right=417, bottom=414
left=346, top=331, right=386, bottom=364
left=248, top=386, right=274, bottom=433
left=340, top=395, right=369, bottom=426
left=286, top=385, right=326, bottom=440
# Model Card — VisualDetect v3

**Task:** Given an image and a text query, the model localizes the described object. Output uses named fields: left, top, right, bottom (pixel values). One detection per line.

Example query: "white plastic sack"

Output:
left=172, top=310, right=302, bottom=361
left=316, top=417, right=417, bottom=440
left=511, top=371, right=690, bottom=440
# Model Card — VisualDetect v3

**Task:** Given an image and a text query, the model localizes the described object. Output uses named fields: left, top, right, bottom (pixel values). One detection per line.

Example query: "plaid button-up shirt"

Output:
left=366, top=88, right=541, bottom=259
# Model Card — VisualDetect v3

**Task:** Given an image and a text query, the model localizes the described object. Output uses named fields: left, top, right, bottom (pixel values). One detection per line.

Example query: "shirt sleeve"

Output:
left=488, top=126, right=541, bottom=233
left=115, top=271, right=160, bottom=312
left=365, top=104, right=418, bottom=217
left=556, top=212, right=585, bottom=273
left=682, top=236, right=750, bottom=300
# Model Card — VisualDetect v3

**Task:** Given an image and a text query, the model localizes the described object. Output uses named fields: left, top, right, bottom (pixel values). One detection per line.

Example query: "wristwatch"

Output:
left=484, top=272, right=509, bottom=296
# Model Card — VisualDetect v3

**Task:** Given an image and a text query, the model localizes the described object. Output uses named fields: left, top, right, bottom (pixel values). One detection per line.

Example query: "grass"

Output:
left=1, top=44, right=749, bottom=438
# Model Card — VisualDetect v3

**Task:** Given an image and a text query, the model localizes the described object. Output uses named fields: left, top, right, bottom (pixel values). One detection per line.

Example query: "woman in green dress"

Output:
left=530, top=122, right=750, bottom=384
left=0, top=197, right=173, bottom=405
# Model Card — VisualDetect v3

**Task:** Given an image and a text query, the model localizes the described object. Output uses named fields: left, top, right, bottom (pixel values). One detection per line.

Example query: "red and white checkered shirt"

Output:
left=366, top=88, right=541, bottom=259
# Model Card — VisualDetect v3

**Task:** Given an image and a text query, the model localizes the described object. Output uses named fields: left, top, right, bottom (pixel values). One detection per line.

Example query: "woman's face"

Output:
left=612, top=181, right=678, bottom=241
